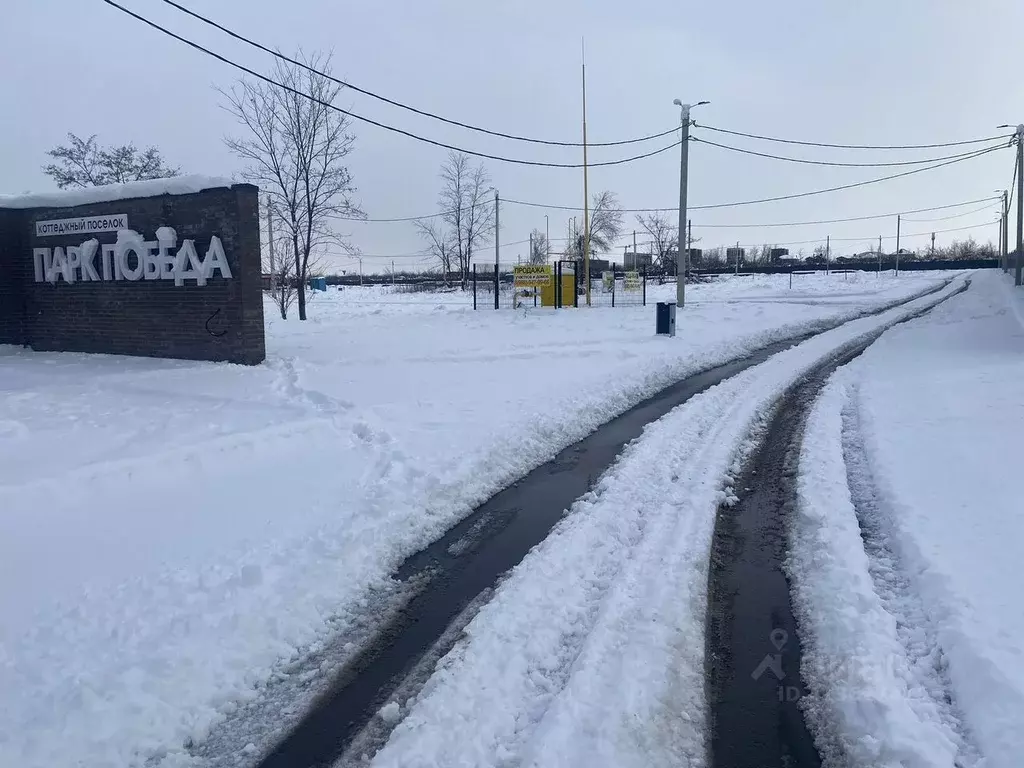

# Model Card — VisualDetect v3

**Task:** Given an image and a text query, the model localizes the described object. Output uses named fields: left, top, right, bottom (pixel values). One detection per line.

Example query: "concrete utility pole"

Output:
left=266, top=195, right=277, bottom=297
left=1017, top=125, right=1023, bottom=285
left=494, top=189, right=500, bottom=309
left=997, top=123, right=1024, bottom=284
left=878, top=234, right=883, bottom=273
left=1002, top=190, right=1009, bottom=272
left=931, top=232, right=936, bottom=256
left=672, top=99, right=709, bottom=307
left=896, top=215, right=901, bottom=275
left=998, top=207, right=1004, bottom=271
left=674, top=100, right=691, bottom=307
left=529, top=232, right=534, bottom=264
left=826, top=235, right=830, bottom=274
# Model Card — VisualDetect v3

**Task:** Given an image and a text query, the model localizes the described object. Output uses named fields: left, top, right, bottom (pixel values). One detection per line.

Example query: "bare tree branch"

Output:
left=635, top=212, right=678, bottom=270
left=564, top=190, right=624, bottom=259
left=43, top=133, right=179, bottom=189
left=221, top=50, right=363, bottom=320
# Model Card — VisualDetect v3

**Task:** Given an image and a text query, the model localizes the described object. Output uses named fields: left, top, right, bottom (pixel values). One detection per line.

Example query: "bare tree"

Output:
left=564, top=190, right=624, bottom=259
left=635, top=211, right=677, bottom=270
left=748, top=244, right=777, bottom=265
left=529, top=229, right=549, bottom=264
left=266, top=238, right=297, bottom=319
left=222, top=51, right=362, bottom=320
left=702, top=246, right=725, bottom=267
left=417, top=152, right=495, bottom=288
left=416, top=219, right=457, bottom=283
left=43, top=133, right=180, bottom=189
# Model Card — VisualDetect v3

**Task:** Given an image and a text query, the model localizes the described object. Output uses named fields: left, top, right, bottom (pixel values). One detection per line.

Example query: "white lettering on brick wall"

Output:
left=32, top=228, right=233, bottom=286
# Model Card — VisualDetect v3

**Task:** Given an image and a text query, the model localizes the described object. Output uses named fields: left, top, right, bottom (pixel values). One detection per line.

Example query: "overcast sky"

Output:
left=4, top=0, right=1023, bottom=272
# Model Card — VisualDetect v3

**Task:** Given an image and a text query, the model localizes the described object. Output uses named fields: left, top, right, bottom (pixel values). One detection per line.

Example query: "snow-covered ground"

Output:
left=368, top=277, right=970, bottom=768
left=791, top=270, right=1024, bottom=767
left=0, top=271, right=961, bottom=767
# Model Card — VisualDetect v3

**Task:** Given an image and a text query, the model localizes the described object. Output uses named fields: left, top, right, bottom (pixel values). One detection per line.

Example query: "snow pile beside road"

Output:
left=0, top=272, right=958, bottom=768
left=370, top=278, right=969, bottom=768
left=791, top=271, right=1024, bottom=767
left=790, top=372, right=973, bottom=766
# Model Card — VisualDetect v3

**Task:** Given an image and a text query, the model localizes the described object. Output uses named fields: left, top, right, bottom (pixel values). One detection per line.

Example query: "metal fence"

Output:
left=470, top=262, right=648, bottom=310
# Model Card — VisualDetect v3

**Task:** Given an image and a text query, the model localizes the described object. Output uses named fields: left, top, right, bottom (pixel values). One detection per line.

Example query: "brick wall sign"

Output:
left=0, top=177, right=265, bottom=364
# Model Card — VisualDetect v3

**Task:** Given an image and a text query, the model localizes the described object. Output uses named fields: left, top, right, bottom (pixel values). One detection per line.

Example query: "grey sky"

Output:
left=4, top=0, right=1022, bottom=272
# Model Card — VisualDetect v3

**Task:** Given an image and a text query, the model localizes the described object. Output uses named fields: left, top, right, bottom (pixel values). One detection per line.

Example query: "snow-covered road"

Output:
left=365, top=278, right=970, bottom=768
left=0, top=271, right=984, bottom=768
left=791, top=270, right=1024, bottom=768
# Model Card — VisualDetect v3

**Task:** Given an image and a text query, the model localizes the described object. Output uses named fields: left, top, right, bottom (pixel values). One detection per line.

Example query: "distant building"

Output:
left=623, top=252, right=653, bottom=269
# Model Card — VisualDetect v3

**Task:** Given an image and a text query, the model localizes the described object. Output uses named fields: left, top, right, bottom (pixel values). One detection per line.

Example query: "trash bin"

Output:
left=656, top=301, right=676, bottom=337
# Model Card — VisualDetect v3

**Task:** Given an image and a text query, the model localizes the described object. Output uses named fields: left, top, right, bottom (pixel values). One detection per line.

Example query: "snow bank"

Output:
left=0, top=175, right=236, bottom=209
left=792, top=271, right=1024, bottom=767
left=790, top=371, right=973, bottom=767
left=370, top=278, right=970, bottom=768
left=0, top=272, right=961, bottom=768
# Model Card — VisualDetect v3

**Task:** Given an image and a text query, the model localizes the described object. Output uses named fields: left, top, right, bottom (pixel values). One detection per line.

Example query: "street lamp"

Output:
left=672, top=99, right=709, bottom=307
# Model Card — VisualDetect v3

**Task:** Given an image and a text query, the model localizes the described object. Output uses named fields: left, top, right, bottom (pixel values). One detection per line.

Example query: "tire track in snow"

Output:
left=202, top=279, right=961, bottom=768
left=841, top=390, right=980, bottom=767
left=364, top=280, right=970, bottom=768
left=787, top=279, right=979, bottom=768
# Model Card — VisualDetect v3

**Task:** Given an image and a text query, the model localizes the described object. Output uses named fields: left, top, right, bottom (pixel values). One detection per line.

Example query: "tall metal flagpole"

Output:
left=581, top=42, right=592, bottom=307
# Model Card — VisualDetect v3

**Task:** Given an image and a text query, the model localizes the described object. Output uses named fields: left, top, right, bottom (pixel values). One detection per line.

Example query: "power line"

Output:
left=900, top=201, right=1000, bottom=223
left=691, top=135, right=1006, bottom=168
left=155, top=0, right=677, bottom=149
left=693, top=145, right=1004, bottom=210
left=359, top=190, right=998, bottom=233
left=732, top=219, right=1000, bottom=248
left=693, top=197, right=1001, bottom=228
left=98, top=0, right=681, bottom=169
left=695, top=122, right=1013, bottom=151
left=1009, top=157, right=1019, bottom=210
left=329, top=199, right=493, bottom=223
left=499, top=151, right=1003, bottom=214
left=341, top=238, right=533, bottom=260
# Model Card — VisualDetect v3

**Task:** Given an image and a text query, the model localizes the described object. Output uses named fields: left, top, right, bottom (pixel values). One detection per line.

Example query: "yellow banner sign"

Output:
left=513, top=264, right=553, bottom=287
left=624, top=271, right=642, bottom=292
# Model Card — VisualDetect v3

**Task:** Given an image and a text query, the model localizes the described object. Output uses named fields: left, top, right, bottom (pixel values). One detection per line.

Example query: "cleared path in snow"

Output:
left=249, top=280, right=960, bottom=768
left=706, top=281, right=968, bottom=768
left=257, top=335, right=811, bottom=768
